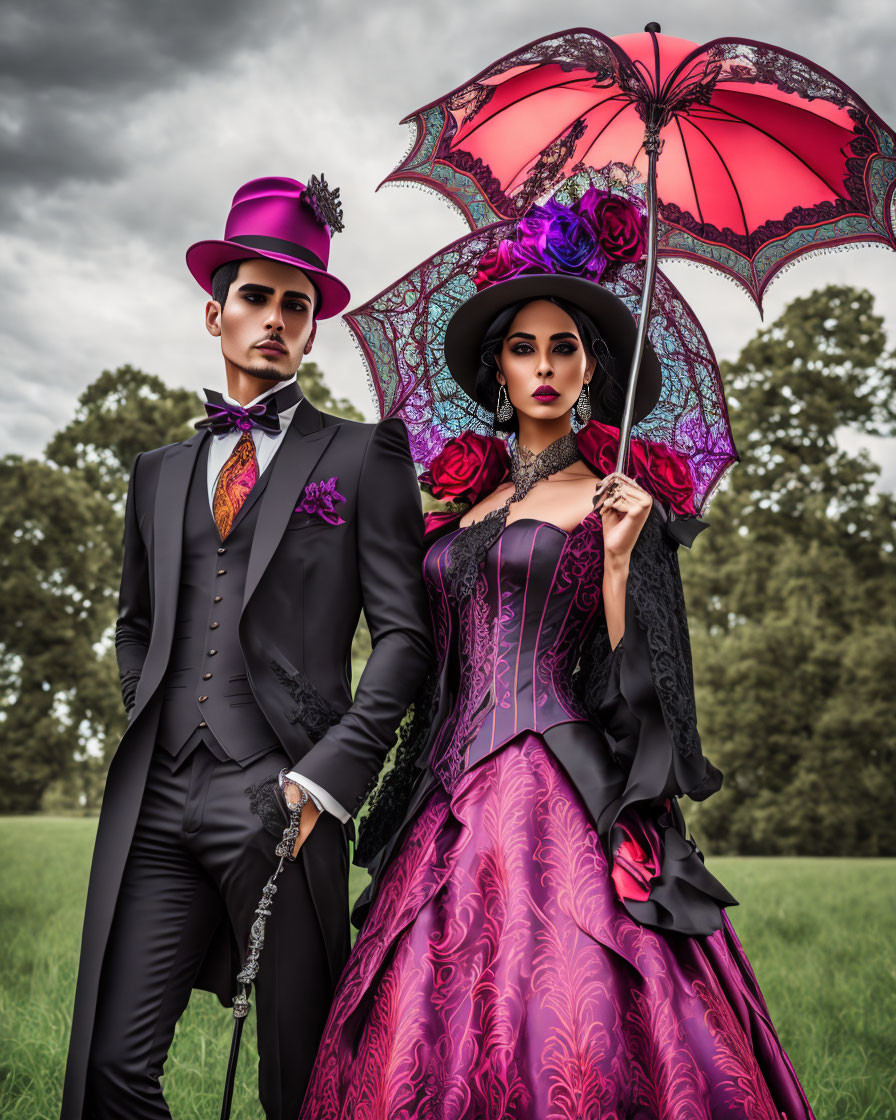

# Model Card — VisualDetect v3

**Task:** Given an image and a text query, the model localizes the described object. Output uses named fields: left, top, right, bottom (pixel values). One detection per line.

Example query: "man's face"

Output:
left=206, top=257, right=317, bottom=382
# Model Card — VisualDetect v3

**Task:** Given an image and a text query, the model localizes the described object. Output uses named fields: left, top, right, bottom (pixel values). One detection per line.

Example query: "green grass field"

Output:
left=1, top=818, right=894, bottom=1119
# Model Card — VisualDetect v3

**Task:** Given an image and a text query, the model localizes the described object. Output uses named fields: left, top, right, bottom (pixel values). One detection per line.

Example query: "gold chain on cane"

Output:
left=232, top=788, right=308, bottom=1019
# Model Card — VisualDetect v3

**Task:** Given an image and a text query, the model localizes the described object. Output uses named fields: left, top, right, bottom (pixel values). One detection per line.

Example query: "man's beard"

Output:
left=234, top=360, right=298, bottom=383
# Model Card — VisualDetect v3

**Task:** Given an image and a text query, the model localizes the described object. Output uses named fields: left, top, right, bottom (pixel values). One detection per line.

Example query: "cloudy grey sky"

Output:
left=2, top=0, right=895, bottom=482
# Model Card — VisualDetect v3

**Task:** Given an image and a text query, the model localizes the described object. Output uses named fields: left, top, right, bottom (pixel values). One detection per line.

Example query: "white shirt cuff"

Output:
left=285, top=772, right=351, bottom=824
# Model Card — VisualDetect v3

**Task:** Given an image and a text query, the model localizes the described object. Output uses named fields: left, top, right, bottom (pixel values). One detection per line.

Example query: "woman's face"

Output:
left=496, top=299, right=595, bottom=425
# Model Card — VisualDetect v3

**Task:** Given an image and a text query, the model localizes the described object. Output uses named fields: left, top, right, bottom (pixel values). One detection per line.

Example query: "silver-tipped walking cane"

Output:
left=220, top=786, right=308, bottom=1120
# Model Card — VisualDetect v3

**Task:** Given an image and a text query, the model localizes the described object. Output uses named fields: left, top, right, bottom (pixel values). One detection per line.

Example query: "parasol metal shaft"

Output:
left=615, top=123, right=661, bottom=475
left=220, top=1013, right=246, bottom=1120
left=219, top=788, right=308, bottom=1120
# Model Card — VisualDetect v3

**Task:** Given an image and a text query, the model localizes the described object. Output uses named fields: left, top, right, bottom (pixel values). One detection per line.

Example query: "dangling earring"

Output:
left=575, top=382, right=592, bottom=424
left=496, top=384, right=514, bottom=423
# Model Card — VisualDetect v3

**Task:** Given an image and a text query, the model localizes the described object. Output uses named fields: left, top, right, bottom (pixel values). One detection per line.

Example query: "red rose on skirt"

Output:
left=422, top=433, right=510, bottom=505
left=611, top=817, right=662, bottom=903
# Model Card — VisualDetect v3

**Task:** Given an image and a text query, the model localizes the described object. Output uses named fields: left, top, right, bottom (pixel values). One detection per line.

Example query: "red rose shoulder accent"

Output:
left=576, top=422, right=697, bottom=517
left=421, top=432, right=511, bottom=538
left=421, top=433, right=511, bottom=504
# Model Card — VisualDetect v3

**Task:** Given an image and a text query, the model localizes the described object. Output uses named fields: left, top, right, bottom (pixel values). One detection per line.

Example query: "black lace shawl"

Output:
left=577, top=505, right=721, bottom=793
left=572, top=506, right=734, bottom=934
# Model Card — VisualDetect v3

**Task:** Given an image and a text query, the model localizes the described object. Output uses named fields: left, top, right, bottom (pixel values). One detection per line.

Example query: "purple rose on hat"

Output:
left=295, top=477, right=346, bottom=525
left=473, top=186, right=646, bottom=290
left=535, top=199, right=608, bottom=276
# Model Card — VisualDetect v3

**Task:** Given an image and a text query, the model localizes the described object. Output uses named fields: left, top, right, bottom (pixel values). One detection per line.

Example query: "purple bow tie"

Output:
left=195, top=382, right=301, bottom=437
left=197, top=396, right=282, bottom=437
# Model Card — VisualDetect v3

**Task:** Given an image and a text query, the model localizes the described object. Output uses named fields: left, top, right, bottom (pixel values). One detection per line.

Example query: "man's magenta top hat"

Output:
left=186, top=175, right=351, bottom=319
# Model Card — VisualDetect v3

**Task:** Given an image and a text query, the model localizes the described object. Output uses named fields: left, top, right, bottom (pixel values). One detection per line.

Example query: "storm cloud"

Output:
left=1, top=0, right=895, bottom=486
left=0, top=1, right=262, bottom=205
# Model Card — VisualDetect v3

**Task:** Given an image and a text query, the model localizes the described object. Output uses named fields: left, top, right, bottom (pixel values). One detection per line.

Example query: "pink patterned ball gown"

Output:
left=300, top=427, right=815, bottom=1120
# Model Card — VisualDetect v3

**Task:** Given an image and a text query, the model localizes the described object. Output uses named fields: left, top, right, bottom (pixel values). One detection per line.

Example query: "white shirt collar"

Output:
left=221, top=373, right=299, bottom=409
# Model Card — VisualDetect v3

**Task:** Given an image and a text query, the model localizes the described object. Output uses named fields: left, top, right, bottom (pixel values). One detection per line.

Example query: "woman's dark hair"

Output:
left=210, top=259, right=321, bottom=317
left=473, top=296, right=621, bottom=431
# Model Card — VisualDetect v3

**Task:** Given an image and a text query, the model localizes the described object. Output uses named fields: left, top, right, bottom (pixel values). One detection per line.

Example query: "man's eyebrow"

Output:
left=237, top=283, right=311, bottom=304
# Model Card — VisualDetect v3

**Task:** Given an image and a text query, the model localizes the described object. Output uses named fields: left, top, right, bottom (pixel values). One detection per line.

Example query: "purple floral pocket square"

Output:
left=295, top=476, right=346, bottom=525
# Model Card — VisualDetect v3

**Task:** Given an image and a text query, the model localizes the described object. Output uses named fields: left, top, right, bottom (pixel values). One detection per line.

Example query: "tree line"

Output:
left=1, top=286, right=894, bottom=854
left=682, top=285, right=896, bottom=856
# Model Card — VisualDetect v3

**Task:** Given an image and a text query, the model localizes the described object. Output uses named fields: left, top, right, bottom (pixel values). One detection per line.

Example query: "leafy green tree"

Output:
left=46, top=365, right=198, bottom=506
left=0, top=458, right=121, bottom=811
left=683, top=286, right=896, bottom=855
left=298, top=360, right=366, bottom=422
left=1, top=368, right=197, bottom=811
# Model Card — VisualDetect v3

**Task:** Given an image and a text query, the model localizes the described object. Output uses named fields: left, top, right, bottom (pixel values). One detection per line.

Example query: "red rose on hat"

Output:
left=583, top=193, right=648, bottom=263
left=570, top=189, right=647, bottom=265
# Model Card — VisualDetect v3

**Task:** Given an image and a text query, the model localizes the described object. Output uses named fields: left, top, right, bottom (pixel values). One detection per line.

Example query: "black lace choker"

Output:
left=509, top=430, right=583, bottom=503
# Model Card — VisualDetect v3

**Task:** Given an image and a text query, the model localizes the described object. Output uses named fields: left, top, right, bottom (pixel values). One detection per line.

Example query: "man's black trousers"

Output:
left=84, top=739, right=337, bottom=1119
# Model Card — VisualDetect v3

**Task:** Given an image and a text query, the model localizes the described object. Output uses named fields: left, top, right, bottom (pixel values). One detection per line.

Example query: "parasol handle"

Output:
left=615, top=128, right=661, bottom=474
left=219, top=790, right=308, bottom=1120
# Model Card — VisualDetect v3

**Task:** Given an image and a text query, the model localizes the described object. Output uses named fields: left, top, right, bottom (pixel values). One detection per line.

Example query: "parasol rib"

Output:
left=673, top=116, right=706, bottom=226
left=561, top=100, right=634, bottom=176
left=505, top=97, right=629, bottom=195
left=450, top=74, right=617, bottom=147
left=677, top=116, right=752, bottom=239
left=687, top=103, right=849, bottom=199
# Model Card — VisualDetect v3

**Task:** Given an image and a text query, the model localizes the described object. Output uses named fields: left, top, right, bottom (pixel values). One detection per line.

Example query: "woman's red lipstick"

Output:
left=532, top=386, right=560, bottom=400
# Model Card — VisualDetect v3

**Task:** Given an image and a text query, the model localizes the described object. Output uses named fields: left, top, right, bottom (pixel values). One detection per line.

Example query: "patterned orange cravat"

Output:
left=212, top=431, right=259, bottom=539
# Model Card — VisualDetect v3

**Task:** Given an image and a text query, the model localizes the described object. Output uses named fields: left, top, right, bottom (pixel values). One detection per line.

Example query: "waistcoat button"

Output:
left=217, top=569, right=226, bottom=576
left=208, top=649, right=218, bottom=656
left=209, top=621, right=219, bottom=630
left=198, top=695, right=208, bottom=703
left=214, top=595, right=222, bottom=603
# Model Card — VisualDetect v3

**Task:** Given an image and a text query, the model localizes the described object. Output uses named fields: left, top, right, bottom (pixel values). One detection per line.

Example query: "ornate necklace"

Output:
left=508, top=429, right=583, bottom=506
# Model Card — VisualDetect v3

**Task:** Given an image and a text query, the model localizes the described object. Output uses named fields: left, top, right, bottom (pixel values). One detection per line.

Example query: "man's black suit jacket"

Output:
left=116, top=398, right=433, bottom=816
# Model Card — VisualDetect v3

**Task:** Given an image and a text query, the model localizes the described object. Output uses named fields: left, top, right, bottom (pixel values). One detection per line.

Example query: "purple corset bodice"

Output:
left=424, top=511, right=604, bottom=789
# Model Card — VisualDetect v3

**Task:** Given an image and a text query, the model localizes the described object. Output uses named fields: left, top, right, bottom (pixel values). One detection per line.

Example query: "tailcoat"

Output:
left=61, top=397, right=432, bottom=1117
